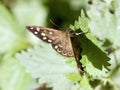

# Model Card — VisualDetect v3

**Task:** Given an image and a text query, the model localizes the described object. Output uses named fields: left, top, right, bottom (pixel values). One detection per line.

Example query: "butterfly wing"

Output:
left=71, top=37, right=83, bottom=71
left=26, top=26, right=74, bottom=57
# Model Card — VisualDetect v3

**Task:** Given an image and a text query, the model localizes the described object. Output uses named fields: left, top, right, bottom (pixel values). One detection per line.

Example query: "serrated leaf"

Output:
left=87, top=0, right=120, bottom=48
left=16, top=42, right=82, bottom=90
left=86, top=1, right=120, bottom=88
left=0, top=56, right=34, bottom=90
left=78, top=10, right=89, bottom=31
left=73, top=10, right=110, bottom=78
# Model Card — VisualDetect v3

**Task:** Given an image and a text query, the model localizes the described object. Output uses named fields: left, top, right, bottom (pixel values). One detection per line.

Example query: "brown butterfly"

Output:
left=26, top=26, right=84, bottom=71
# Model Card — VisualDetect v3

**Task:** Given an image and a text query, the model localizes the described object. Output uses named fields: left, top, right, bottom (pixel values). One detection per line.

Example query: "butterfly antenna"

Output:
left=50, top=20, right=61, bottom=29
left=75, top=30, right=90, bottom=35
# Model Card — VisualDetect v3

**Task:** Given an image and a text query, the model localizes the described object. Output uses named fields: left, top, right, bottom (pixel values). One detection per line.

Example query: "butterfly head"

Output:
left=67, top=28, right=89, bottom=38
left=65, top=28, right=75, bottom=37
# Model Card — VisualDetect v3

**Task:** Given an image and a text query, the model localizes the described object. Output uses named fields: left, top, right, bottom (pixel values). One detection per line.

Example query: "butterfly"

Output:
left=26, top=26, right=84, bottom=71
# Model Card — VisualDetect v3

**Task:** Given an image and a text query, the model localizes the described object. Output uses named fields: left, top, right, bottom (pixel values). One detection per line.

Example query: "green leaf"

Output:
left=0, top=56, right=34, bottom=90
left=80, top=76, right=93, bottom=90
left=72, top=10, right=110, bottom=78
left=16, top=42, right=82, bottom=90
left=86, top=1, right=120, bottom=89
left=0, top=4, right=34, bottom=90
left=11, top=0, right=47, bottom=26
left=0, top=4, right=17, bottom=53
left=0, top=4, right=28, bottom=54
left=87, top=0, right=120, bottom=48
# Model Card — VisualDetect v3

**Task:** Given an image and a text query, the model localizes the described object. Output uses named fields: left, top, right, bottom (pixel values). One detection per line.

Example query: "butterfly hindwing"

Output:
left=71, top=37, right=83, bottom=71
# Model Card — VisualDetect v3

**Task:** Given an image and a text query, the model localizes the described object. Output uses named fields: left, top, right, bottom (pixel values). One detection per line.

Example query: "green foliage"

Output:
left=71, top=10, right=110, bottom=78
left=16, top=44, right=81, bottom=90
left=0, top=3, right=29, bottom=55
left=0, top=3, right=34, bottom=90
left=80, top=76, right=93, bottom=90
left=0, top=56, right=34, bottom=90
left=1, top=0, right=120, bottom=90
left=16, top=9, right=111, bottom=90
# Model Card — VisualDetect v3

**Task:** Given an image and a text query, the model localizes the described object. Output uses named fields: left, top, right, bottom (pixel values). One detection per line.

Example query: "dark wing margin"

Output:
left=71, top=37, right=83, bottom=72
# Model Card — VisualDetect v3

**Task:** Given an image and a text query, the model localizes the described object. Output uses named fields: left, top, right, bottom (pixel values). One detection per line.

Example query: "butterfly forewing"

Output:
left=26, top=26, right=74, bottom=57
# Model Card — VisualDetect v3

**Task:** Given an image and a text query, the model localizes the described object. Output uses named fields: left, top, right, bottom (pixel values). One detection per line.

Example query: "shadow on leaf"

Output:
left=78, top=33, right=110, bottom=70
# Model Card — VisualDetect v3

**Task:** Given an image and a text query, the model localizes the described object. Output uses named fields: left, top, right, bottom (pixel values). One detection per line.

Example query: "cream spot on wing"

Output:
left=43, top=37, right=47, bottom=40
left=54, top=45, right=58, bottom=49
left=41, top=32, right=46, bottom=36
left=57, top=47, right=63, bottom=53
left=63, top=52, right=67, bottom=56
left=68, top=52, right=74, bottom=57
left=34, top=31, right=38, bottom=34
left=30, top=27, right=34, bottom=29
left=49, top=32, right=52, bottom=35
left=57, top=48, right=62, bottom=52
left=36, top=27, right=40, bottom=31
left=48, top=39, right=52, bottom=42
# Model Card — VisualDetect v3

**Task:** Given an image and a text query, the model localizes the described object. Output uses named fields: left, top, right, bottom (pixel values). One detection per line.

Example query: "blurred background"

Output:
left=0, top=0, right=120, bottom=90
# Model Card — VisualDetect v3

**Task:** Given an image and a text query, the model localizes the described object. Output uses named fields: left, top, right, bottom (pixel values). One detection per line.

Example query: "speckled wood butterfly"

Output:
left=26, top=26, right=84, bottom=71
